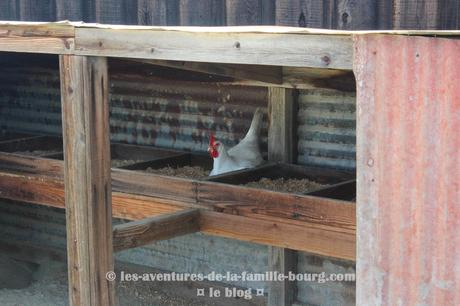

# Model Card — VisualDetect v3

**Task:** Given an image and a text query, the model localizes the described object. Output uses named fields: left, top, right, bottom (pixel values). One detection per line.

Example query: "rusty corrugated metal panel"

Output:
left=355, top=34, right=460, bottom=305
left=297, top=89, right=356, bottom=170
left=0, top=57, right=268, bottom=154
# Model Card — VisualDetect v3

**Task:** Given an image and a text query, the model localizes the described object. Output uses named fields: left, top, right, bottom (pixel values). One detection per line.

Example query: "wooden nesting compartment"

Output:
left=123, top=152, right=213, bottom=179
left=0, top=135, right=63, bottom=158
left=37, top=139, right=187, bottom=168
left=206, top=162, right=354, bottom=197
left=308, top=180, right=356, bottom=201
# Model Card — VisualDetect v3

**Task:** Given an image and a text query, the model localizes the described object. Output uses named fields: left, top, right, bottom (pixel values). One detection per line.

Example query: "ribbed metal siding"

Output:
left=355, top=35, right=460, bottom=305
left=297, top=89, right=356, bottom=170
left=0, top=59, right=268, bottom=154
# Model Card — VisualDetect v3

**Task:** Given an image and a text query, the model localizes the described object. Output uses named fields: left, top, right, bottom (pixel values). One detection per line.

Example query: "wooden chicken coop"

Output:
left=0, top=21, right=458, bottom=306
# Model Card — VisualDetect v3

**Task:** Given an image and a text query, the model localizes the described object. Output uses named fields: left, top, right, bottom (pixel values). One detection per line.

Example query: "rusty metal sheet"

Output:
left=355, top=34, right=460, bottom=305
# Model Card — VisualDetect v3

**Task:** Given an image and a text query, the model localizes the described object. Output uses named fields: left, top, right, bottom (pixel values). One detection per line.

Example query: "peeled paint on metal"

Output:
left=355, top=34, right=460, bottom=305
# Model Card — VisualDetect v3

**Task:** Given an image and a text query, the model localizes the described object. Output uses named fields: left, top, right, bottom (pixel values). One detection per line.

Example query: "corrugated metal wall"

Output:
left=0, top=54, right=268, bottom=154
left=355, top=35, right=460, bottom=305
left=0, top=0, right=459, bottom=30
left=297, top=89, right=356, bottom=170
left=0, top=199, right=356, bottom=304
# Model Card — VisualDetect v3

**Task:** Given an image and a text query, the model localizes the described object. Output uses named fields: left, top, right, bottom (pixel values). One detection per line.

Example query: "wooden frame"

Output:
left=0, top=21, right=370, bottom=306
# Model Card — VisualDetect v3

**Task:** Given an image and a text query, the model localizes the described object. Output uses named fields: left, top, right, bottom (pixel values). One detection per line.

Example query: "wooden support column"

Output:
left=267, top=87, right=297, bottom=306
left=60, top=55, right=116, bottom=306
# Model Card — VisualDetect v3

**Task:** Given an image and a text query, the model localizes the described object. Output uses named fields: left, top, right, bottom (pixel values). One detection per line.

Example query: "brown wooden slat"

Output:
left=112, top=168, right=197, bottom=203
left=74, top=28, right=353, bottom=70
left=200, top=210, right=355, bottom=260
left=113, top=208, right=200, bottom=251
left=197, top=180, right=355, bottom=230
left=0, top=169, right=355, bottom=260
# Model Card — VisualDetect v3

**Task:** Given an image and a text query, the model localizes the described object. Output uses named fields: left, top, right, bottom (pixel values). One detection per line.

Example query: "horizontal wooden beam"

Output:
left=0, top=170, right=355, bottom=260
left=0, top=22, right=75, bottom=54
left=113, top=208, right=200, bottom=252
left=75, top=28, right=353, bottom=69
left=130, top=59, right=283, bottom=84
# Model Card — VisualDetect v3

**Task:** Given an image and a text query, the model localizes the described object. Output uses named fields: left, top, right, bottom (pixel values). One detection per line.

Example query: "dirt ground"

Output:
left=0, top=253, right=265, bottom=306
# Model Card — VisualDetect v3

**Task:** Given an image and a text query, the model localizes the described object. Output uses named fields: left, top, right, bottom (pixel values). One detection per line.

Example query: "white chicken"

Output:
left=208, top=108, right=264, bottom=176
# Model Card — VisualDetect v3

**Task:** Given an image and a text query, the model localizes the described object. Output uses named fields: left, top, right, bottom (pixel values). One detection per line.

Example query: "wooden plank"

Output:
left=179, top=0, right=225, bottom=26
left=200, top=210, right=355, bottom=260
left=0, top=155, right=355, bottom=230
left=268, top=87, right=295, bottom=162
left=95, top=0, right=123, bottom=24
left=0, top=171, right=186, bottom=219
left=129, top=58, right=283, bottom=84
left=334, top=0, right=377, bottom=30
left=0, top=37, right=74, bottom=54
left=226, top=0, right=275, bottom=25
left=268, top=246, right=297, bottom=306
left=59, top=55, right=115, bottom=306
left=275, top=0, right=325, bottom=28
left=0, top=1, right=19, bottom=21
left=74, top=27, right=353, bottom=69
left=0, top=21, right=75, bottom=54
left=138, top=0, right=179, bottom=25
left=113, top=208, right=200, bottom=251
left=0, top=153, right=63, bottom=178
left=393, top=0, right=440, bottom=30
left=267, top=86, right=296, bottom=306
left=19, top=0, right=55, bottom=22
left=56, top=0, right=85, bottom=21
left=0, top=170, right=355, bottom=260
left=112, top=168, right=197, bottom=203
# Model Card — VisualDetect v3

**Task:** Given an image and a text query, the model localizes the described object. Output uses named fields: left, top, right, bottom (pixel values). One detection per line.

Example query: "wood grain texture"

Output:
left=226, top=0, right=275, bottom=25
left=0, top=153, right=63, bottom=178
left=0, top=167, right=355, bottom=260
left=393, top=0, right=440, bottom=29
left=112, top=168, right=197, bottom=203
left=19, top=0, right=55, bottom=22
left=179, top=0, right=225, bottom=26
left=267, top=86, right=297, bottom=306
left=0, top=1, right=19, bottom=21
left=200, top=210, right=355, bottom=260
left=113, top=208, right=200, bottom=251
left=0, top=155, right=355, bottom=231
left=137, top=0, right=179, bottom=25
left=56, top=0, right=85, bottom=21
left=268, top=87, right=295, bottom=163
left=268, top=246, right=297, bottom=306
left=59, top=55, right=115, bottom=306
left=275, top=0, right=325, bottom=28
left=74, top=28, right=353, bottom=69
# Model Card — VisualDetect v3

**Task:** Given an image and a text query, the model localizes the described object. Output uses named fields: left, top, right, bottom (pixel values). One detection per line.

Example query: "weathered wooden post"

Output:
left=60, top=55, right=116, bottom=306
left=267, top=87, right=297, bottom=306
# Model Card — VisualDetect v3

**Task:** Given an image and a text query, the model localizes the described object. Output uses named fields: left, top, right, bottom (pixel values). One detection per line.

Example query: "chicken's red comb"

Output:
left=209, top=133, right=216, bottom=146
